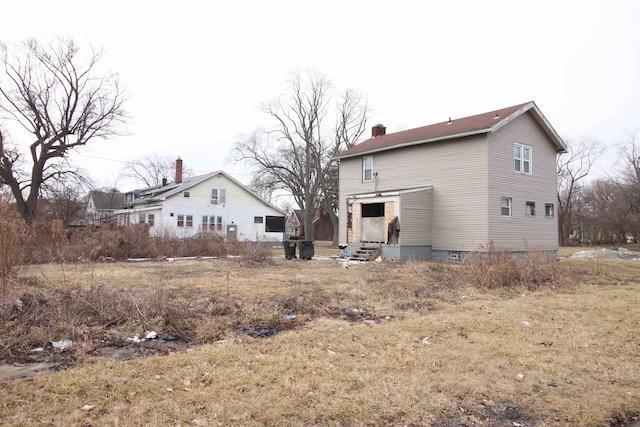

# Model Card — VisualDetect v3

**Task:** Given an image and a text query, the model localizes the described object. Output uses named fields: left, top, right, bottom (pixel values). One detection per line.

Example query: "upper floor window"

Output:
left=211, top=188, right=227, bottom=204
left=514, top=144, right=532, bottom=175
left=183, top=191, right=190, bottom=198
left=363, top=156, right=374, bottom=182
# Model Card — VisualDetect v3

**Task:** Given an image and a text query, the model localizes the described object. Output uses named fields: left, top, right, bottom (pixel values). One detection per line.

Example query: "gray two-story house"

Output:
left=334, top=101, right=567, bottom=261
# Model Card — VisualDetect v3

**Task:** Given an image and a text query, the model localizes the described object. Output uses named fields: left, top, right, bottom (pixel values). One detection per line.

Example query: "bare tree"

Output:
left=557, top=136, right=603, bottom=245
left=121, top=154, right=191, bottom=188
left=618, top=131, right=640, bottom=184
left=0, top=37, right=127, bottom=224
left=44, top=181, right=87, bottom=226
left=234, top=69, right=367, bottom=242
left=581, top=178, right=631, bottom=244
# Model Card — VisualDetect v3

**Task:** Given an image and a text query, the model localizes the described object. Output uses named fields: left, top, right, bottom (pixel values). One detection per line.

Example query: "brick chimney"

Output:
left=175, top=157, right=183, bottom=183
left=162, top=177, right=167, bottom=186
left=372, top=124, right=386, bottom=137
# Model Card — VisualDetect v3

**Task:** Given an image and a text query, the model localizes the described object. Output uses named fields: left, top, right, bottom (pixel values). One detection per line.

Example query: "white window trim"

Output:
left=501, top=197, right=512, bottom=217
left=514, top=143, right=532, bottom=175
left=525, top=201, right=536, bottom=216
left=177, top=214, right=193, bottom=227
left=362, top=156, right=374, bottom=182
left=545, top=203, right=554, bottom=218
left=211, top=188, right=227, bottom=204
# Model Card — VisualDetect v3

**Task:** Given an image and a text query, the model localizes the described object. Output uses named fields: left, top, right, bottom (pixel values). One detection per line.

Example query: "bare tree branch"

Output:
left=234, top=69, right=368, bottom=241
left=0, top=36, right=128, bottom=223
left=556, top=136, right=604, bottom=245
left=121, top=154, right=191, bottom=188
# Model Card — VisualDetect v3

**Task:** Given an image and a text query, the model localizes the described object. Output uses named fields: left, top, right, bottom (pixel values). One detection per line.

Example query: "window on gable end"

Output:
left=362, top=156, right=373, bottom=182
left=514, top=143, right=532, bottom=175
left=211, top=188, right=227, bottom=204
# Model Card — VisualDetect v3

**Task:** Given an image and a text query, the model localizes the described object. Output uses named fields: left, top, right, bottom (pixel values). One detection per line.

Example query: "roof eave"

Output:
left=335, top=128, right=493, bottom=160
left=490, top=101, right=567, bottom=153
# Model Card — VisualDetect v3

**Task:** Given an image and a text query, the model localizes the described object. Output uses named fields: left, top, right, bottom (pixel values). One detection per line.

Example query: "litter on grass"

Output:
left=126, top=331, right=159, bottom=343
left=51, top=339, right=72, bottom=350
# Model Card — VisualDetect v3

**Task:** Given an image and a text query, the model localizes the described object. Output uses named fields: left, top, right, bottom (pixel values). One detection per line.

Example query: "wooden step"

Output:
left=350, top=244, right=381, bottom=261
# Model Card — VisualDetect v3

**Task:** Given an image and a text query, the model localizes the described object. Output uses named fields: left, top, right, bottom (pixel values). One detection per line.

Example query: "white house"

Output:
left=117, top=159, right=287, bottom=242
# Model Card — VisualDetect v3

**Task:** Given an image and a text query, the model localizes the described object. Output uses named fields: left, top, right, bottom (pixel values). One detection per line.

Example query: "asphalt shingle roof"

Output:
left=335, top=101, right=565, bottom=159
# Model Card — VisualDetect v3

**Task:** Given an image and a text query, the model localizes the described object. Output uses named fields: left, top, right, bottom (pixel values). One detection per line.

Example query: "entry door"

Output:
left=226, top=224, right=237, bottom=240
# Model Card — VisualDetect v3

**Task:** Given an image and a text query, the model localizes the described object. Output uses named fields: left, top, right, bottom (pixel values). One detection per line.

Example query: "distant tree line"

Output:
left=558, top=131, right=640, bottom=245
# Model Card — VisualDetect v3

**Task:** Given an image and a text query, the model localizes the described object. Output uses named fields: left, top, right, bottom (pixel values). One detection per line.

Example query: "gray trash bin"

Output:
left=299, top=240, right=314, bottom=260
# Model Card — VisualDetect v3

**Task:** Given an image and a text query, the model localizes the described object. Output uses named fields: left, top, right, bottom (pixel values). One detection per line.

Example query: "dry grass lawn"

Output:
left=0, top=252, right=639, bottom=426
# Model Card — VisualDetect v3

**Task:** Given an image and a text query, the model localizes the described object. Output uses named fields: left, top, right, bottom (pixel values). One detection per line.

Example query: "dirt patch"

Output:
left=0, top=334, right=192, bottom=381
left=0, top=304, right=394, bottom=381
left=0, top=361, right=58, bottom=381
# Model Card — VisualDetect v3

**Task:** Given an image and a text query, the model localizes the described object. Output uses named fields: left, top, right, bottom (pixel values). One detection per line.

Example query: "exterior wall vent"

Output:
left=449, top=251, right=461, bottom=262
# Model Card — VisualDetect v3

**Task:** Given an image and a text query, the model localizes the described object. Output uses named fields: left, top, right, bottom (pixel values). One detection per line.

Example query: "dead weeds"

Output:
left=0, top=255, right=638, bottom=426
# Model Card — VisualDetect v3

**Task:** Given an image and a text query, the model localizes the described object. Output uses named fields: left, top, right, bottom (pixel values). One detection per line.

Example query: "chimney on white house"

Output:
left=175, top=157, right=183, bottom=183
left=372, top=124, right=386, bottom=137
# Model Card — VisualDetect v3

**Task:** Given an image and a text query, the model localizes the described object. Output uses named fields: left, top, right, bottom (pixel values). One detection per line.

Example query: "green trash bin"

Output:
left=284, top=241, right=297, bottom=260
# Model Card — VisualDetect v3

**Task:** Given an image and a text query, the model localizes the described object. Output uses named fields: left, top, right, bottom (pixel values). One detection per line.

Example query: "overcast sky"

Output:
left=2, top=0, right=639, bottom=189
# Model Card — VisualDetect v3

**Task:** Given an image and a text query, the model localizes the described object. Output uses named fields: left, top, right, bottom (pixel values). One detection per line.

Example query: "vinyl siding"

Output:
left=339, top=135, right=489, bottom=250
left=399, top=189, right=432, bottom=246
left=487, top=112, right=559, bottom=250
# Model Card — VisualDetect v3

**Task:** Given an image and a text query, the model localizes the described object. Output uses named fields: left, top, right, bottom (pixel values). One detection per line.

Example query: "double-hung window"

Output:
left=202, top=215, right=223, bottom=231
left=362, top=156, right=373, bottom=182
left=514, top=144, right=532, bottom=174
left=177, top=215, right=193, bottom=227
left=501, top=197, right=512, bottom=217
left=211, top=188, right=227, bottom=204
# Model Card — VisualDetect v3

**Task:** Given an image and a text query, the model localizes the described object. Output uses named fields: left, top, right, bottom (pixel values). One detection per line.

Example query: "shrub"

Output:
left=0, top=202, right=25, bottom=294
left=463, top=244, right=561, bottom=290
